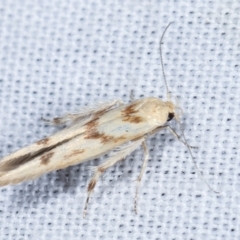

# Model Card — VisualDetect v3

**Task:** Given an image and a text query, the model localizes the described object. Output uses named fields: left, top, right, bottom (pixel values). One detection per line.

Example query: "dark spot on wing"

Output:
left=40, top=152, right=54, bottom=165
left=122, top=115, right=143, bottom=123
left=83, top=105, right=129, bottom=144
left=85, top=118, right=99, bottom=130
left=123, top=104, right=138, bottom=115
left=53, top=117, right=61, bottom=124
left=121, top=103, right=144, bottom=123
left=64, top=149, right=85, bottom=159
left=84, top=105, right=112, bottom=131
left=0, top=153, right=33, bottom=171
left=94, top=108, right=109, bottom=118
left=84, top=130, right=113, bottom=142
left=0, top=138, right=71, bottom=172
left=84, top=130, right=126, bottom=144
left=36, top=138, right=50, bottom=145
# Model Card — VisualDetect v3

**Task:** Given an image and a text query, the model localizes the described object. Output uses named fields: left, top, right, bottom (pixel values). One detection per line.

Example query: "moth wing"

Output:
left=0, top=138, right=145, bottom=187
left=44, top=99, right=123, bottom=127
left=0, top=99, right=122, bottom=166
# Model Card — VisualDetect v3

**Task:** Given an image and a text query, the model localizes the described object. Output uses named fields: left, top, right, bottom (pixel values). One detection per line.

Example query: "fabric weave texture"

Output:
left=0, top=1, right=239, bottom=239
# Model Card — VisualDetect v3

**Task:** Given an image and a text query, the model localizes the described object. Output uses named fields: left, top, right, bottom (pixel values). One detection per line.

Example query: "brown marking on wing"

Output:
left=83, top=103, right=127, bottom=144
left=93, top=101, right=120, bottom=119
left=85, top=130, right=112, bottom=142
left=0, top=153, right=33, bottom=171
left=122, top=115, right=143, bottom=123
left=121, top=103, right=144, bottom=123
left=85, top=118, right=99, bottom=131
left=40, top=152, right=54, bottom=165
left=53, top=117, right=61, bottom=124
left=94, top=108, right=109, bottom=118
left=84, top=130, right=126, bottom=144
left=84, top=103, right=116, bottom=131
left=123, top=103, right=138, bottom=115
left=36, top=138, right=50, bottom=145
left=64, top=149, right=85, bottom=159
left=0, top=137, right=77, bottom=172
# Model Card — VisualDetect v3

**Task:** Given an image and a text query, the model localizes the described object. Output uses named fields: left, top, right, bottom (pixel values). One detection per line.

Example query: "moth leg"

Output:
left=83, top=137, right=145, bottom=217
left=165, top=125, right=197, bottom=149
left=42, top=99, right=123, bottom=126
left=134, top=140, right=149, bottom=214
left=150, top=125, right=196, bottom=149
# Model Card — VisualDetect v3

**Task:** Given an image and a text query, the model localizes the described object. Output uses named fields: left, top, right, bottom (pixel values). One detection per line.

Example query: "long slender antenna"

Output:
left=180, top=126, right=219, bottom=193
left=160, top=23, right=218, bottom=194
left=159, top=22, right=172, bottom=99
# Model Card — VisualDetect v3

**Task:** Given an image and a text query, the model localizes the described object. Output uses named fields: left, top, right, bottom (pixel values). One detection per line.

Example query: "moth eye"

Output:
left=167, top=112, right=174, bottom=121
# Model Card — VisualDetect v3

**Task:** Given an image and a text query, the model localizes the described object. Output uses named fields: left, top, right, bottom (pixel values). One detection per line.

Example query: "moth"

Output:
left=0, top=23, right=216, bottom=215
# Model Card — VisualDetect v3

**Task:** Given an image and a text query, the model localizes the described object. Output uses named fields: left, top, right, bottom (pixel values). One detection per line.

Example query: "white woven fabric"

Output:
left=0, top=1, right=239, bottom=239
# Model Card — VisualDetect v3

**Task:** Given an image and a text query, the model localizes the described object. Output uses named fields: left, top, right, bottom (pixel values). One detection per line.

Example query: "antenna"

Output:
left=160, top=23, right=219, bottom=194
left=159, top=22, right=172, bottom=99
left=180, top=127, right=219, bottom=194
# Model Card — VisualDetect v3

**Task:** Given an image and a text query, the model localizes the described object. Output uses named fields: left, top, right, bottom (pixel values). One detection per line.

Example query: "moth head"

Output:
left=165, top=100, right=183, bottom=122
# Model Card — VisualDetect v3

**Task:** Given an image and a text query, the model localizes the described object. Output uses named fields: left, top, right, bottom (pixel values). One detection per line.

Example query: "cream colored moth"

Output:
left=0, top=23, right=217, bottom=216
